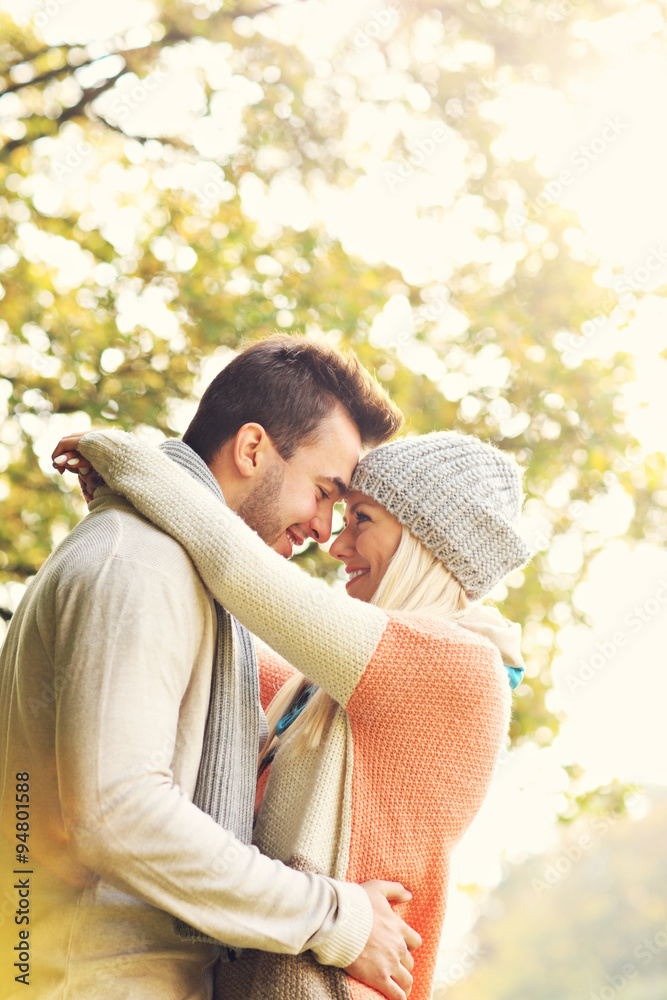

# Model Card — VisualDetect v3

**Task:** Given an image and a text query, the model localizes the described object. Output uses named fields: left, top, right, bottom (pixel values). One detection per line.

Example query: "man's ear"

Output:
left=232, top=423, right=272, bottom=479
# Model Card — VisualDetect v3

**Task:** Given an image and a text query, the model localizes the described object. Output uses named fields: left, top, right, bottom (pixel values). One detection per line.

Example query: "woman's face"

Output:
left=329, top=490, right=403, bottom=602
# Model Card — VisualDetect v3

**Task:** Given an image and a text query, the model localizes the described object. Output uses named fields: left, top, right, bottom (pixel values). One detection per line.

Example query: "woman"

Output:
left=55, top=427, right=529, bottom=1000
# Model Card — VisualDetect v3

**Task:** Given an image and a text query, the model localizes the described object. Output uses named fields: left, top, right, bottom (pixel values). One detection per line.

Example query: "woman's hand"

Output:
left=52, top=433, right=106, bottom=503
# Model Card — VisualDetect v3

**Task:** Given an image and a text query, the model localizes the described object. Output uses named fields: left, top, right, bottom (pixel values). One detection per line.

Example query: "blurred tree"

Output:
left=1, top=0, right=665, bottom=769
left=434, top=788, right=667, bottom=999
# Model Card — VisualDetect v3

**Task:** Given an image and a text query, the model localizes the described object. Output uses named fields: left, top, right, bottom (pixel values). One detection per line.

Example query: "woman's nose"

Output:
left=329, top=523, right=354, bottom=561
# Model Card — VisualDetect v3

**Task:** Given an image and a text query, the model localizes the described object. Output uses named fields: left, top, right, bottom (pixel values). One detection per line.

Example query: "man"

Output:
left=0, top=337, right=419, bottom=1000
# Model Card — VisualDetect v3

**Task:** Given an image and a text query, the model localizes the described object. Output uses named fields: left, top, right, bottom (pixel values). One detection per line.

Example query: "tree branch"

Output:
left=58, top=67, right=130, bottom=122
left=1, top=57, right=99, bottom=95
left=92, top=111, right=195, bottom=151
left=0, top=42, right=74, bottom=74
left=0, top=66, right=128, bottom=161
left=0, top=0, right=306, bottom=157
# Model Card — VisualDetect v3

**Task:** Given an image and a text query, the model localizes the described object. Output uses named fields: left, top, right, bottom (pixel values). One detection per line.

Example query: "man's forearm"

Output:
left=67, top=767, right=372, bottom=964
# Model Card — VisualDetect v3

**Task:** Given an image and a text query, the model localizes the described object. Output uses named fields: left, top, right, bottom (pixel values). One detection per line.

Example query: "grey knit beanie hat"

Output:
left=349, top=431, right=530, bottom=601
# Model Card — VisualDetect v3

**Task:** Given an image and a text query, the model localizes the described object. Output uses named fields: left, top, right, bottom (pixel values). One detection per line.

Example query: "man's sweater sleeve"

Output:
left=52, top=543, right=372, bottom=966
left=79, top=430, right=389, bottom=708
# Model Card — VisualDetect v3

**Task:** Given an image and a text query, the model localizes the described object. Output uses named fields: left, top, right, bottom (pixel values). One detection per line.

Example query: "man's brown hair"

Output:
left=182, top=335, right=403, bottom=463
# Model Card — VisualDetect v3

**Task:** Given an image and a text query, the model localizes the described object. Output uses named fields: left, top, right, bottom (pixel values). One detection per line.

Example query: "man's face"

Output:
left=238, top=407, right=362, bottom=557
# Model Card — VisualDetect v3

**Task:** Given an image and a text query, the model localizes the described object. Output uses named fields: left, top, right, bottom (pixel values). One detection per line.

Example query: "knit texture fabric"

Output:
left=159, top=440, right=260, bottom=946
left=351, top=431, right=531, bottom=600
left=77, top=430, right=515, bottom=1000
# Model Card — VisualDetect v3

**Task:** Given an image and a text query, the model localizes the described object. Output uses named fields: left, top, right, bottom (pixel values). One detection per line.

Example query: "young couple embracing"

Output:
left=0, top=335, right=529, bottom=1000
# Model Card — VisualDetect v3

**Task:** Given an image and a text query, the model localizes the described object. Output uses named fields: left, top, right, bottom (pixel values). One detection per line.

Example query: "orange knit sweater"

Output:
left=249, top=611, right=510, bottom=1000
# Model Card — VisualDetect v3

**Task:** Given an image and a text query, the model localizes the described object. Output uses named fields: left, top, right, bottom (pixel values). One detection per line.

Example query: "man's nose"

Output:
left=307, top=509, right=334, bottom=545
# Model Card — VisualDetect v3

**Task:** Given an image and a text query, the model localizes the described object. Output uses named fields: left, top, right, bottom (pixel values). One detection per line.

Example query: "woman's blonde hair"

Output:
left=260, top=525, right=469, bottom=764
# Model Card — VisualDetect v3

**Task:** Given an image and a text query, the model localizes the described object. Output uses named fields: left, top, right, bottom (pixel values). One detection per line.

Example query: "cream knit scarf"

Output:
left=159, top=440, right=261, bottom=946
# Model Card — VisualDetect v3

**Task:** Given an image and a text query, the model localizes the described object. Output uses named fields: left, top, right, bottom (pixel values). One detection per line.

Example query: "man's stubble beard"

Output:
left=237, top=460, right=286, bottom=547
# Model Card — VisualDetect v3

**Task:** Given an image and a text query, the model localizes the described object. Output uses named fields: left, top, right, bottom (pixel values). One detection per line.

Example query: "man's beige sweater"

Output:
left=0, top=491, right=372, bottom=999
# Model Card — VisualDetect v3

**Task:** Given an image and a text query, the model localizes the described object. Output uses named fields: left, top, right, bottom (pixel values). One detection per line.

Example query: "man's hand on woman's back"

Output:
left=346, top=880, right=421, bottom=1000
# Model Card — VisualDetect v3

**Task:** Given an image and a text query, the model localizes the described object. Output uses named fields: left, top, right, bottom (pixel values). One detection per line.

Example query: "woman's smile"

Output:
left=345, top=567, right=371, bottom=589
